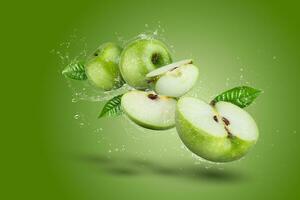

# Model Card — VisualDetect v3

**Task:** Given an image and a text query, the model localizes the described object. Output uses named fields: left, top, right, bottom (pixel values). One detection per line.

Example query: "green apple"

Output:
left=85, top=43, right=123, bottom=90
left=119, top=39, right=172, bottom=89
left=121, top=90, right=176, bottom=130
left=146, top=59, right=199, bottom=97
left=176, top=97, right=259, bottom=162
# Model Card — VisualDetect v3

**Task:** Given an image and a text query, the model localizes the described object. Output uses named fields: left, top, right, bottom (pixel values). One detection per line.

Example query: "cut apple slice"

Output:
left=121, top=91, right=176, bottom=130
left=146, top=59, right=199, bottom=98
left=176, top=97, right=259, bottom=162
left=146, top=59, right=193, bottom=78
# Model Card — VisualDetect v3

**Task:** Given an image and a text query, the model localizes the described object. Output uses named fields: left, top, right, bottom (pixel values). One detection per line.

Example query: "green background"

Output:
left=2, top=0, right=300, bottom=199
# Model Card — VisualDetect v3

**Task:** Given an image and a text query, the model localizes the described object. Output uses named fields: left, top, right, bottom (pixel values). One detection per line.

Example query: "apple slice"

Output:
left=176, top=97, right=259, bottom=162
left=121, top=91, right=176, bottom=130
left=146, top=59, right=193, bottom=77
left=146, top=59, right=199, bottom=97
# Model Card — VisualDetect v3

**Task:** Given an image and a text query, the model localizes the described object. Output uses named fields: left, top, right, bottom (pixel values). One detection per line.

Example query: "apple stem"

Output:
left=210, top=100, right=216, bottom=106
left=225, top=127, right=233, bottom=138
left=151, top=53, right=160, bottom=65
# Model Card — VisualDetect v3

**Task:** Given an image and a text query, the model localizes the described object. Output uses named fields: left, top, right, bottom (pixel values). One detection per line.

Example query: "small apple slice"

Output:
left=146, top=59, right=199, bottom=97
left=121, top=91, right=176, bottom=130
left=176, top=97, right=259, bottom=162
left=146, top=59, right=193, bottom=78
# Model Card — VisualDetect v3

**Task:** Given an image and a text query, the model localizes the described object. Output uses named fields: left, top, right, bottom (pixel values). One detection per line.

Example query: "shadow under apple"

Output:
left=77, top=154, right=247, bottom=182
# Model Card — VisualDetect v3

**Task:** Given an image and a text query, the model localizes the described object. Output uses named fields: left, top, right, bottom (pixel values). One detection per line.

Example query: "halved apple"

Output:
left=146, top=59, right=199, bottom=97
left=121, top=91, right=176, bottom=130
left=176, top=97, right=259, bottom=162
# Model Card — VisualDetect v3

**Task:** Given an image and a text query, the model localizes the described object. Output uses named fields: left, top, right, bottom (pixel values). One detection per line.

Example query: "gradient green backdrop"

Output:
left=2, top=0, right=300, bottom=199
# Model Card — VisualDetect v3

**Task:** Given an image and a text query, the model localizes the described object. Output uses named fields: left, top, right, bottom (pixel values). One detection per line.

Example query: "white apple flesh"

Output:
left=176, top=97, right=259, bottom=162
left=121, top=91, right=176, bottom=130
left=146, top=59, right=199, bottom=97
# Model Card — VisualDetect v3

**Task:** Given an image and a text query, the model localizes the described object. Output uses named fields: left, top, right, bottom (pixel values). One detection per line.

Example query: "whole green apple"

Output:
left=176, top=97, right=259, bottom=162
left=119, top=39, right=172, bottom=89
left=85, top=43, right=123, bottom=90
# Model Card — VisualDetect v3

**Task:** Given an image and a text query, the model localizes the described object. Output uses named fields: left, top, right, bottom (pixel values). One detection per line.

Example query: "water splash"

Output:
left=54, top=25, right=175, bottom=103
left=73, top=112, right=90, bottom=128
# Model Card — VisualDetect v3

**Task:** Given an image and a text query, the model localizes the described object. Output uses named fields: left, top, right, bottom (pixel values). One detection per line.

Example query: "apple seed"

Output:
left=170, top=67, right=178, bottom=71
left=222, top=117, right=230, bottom=126
left=213, top=115, right=218, bottom=122
left=148, top=93, right=158, bottom=100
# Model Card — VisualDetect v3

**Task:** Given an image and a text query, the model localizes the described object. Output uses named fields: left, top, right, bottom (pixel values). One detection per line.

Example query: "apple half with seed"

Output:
left=121, top=91, right=176, bottom=130
left=146, top=59, right=199, bottom=97
left=176, top=97, right=259, bottom=162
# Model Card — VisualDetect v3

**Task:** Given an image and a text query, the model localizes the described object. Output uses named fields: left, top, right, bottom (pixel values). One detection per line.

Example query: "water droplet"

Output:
left=273, top=56, right=277, bottom=60
left=74, top=114, right=80, bottom=120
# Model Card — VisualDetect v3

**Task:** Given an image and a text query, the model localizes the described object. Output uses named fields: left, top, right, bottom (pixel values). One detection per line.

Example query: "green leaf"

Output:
left=62, top=61, right=87, bottom=80
left=212, top=86, right=262, bottom=108
left=98, top=95, right=123, bottom=118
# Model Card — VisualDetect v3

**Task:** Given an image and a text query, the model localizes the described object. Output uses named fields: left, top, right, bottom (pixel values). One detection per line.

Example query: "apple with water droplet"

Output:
left=119, top=39, right=172, bottom=89
left=85, top=43, right=123, bottom=90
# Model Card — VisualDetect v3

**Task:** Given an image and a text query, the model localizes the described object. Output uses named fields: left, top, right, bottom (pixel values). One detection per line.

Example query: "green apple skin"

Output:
left=176, top=104, right=256, bottom=163
left=85, top=43, right=123, bottom=90
left=176, top=110, right=255, bottom=162
left=125, top=113, right=175, bottom=130
left=119, top=39, right=172, bottom=89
